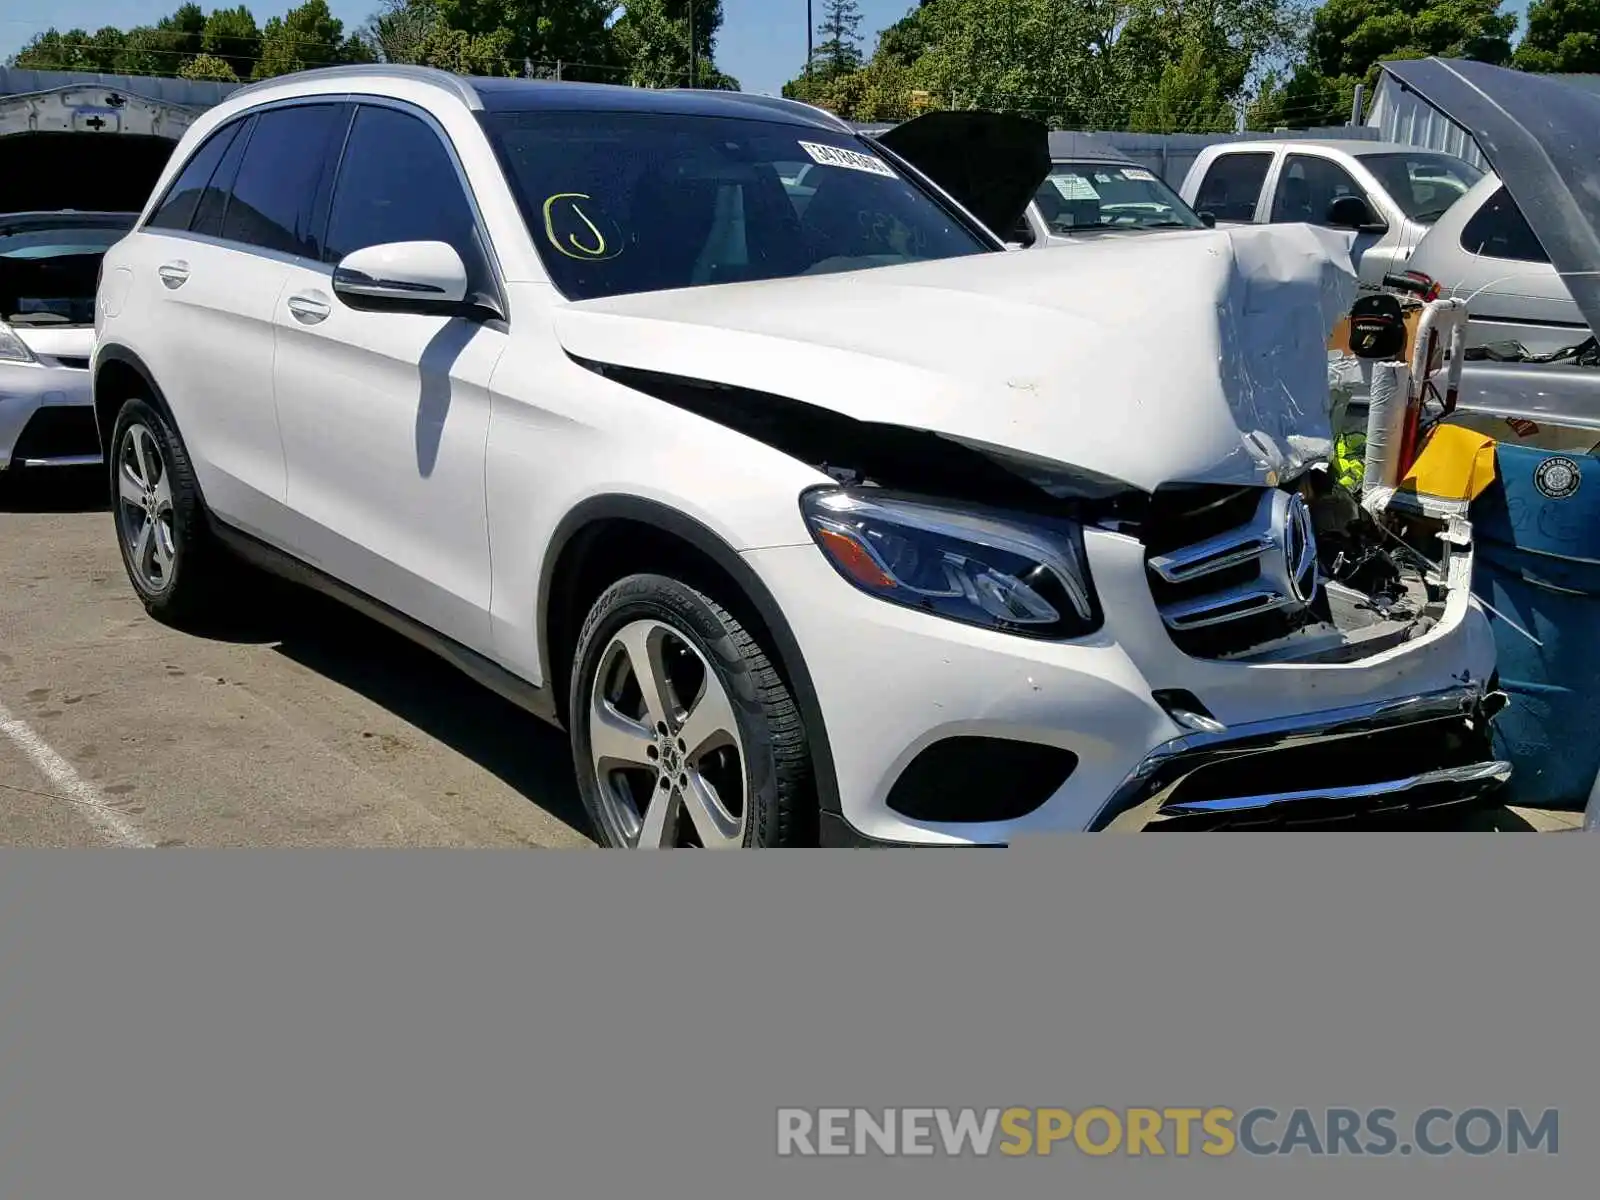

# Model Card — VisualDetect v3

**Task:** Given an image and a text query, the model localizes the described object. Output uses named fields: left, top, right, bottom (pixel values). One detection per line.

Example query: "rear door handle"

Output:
left=157, top=261, right=189, bottom=289
left=286, top=292, right=331, bottom=325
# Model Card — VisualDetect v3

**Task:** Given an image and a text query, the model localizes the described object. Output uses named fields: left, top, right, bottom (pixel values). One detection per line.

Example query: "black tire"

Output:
left=569, top=573, right=813, bottom=847
left=108, top=395, right=231, bottom=625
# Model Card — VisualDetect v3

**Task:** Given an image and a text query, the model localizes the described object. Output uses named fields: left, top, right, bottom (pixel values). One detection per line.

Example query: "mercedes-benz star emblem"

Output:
left=1281, top=493, right=1319, bottom=606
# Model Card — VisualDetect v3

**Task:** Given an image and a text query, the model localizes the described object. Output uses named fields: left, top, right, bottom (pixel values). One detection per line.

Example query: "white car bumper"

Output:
left=745, top=526, right=1503, bottom=843
left=0, top=360, right=98, bottom=468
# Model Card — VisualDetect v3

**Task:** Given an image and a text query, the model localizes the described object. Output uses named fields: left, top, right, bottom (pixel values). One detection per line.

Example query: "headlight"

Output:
left=0, top=322, right=38, bottom=364
left=800, top=486, right=1101, bottom=638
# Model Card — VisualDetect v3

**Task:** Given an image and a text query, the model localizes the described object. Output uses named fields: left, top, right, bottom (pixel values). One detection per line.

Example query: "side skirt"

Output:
left=209, top=517, right=561, bottom=727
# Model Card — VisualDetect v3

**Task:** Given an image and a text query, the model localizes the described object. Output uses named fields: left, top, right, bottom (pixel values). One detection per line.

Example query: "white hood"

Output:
left=554, top=224, right=1357, bottom=492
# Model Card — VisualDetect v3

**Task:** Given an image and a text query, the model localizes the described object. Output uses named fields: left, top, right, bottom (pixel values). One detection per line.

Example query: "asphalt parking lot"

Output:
left=0, top=467, right=1584, bottom=846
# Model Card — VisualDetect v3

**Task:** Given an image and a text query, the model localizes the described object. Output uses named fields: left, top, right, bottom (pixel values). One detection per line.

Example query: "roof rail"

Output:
left=662, top=88, right=854, bottom=131
left=226, top=64, right=483, bottom=110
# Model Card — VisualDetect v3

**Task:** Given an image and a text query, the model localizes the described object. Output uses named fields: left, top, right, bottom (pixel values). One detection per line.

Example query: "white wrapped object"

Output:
left=1362, top=360, right=1410, bottom=506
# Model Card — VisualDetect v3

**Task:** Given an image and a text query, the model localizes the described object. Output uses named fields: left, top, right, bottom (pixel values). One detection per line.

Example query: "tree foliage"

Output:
left=1250, top=0, right=1515, bottom=126
left=609, top=0, right=738, bottom=88
left=6, top=0, right=736, bottom=91
left=179, top=52, right=240, bottom=80
left=780, top=0, right=1528, bottom=132
left=1513, top=0, right=1600, bottom=72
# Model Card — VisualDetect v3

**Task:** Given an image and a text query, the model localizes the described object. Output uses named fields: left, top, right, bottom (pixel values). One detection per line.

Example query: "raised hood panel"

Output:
left=0, top=87, right=189, bottom=214
left=873, top=111, right=1051, bottom=238
left=1382, top=58, right=1600, bottom=335
left=555, top=224, right=1356, bottom=492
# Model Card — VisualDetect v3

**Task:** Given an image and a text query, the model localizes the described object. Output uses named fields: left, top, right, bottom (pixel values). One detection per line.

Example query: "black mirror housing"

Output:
left=1327, top=195, right=1386, bottom=232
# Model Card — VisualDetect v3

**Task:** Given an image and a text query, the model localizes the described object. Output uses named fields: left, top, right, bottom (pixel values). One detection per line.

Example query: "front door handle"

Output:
left=286, top=292, right=331, bottom=325
left=157, top=261, right=189, bottom=289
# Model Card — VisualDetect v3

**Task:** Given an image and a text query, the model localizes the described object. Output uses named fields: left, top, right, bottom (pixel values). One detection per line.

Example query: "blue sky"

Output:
left=0, top=0, right=915, bottom=95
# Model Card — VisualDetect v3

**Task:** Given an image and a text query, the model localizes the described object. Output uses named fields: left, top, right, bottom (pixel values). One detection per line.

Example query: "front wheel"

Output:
left=569, top=573, right=812, bottom=847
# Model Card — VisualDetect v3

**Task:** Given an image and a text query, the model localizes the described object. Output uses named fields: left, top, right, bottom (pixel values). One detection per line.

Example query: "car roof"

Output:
left=226, top=65, right=853, bottom=133
left=1046, top=131, right=1137, bottom=164
left=1207, top=138, right=1456, bottom=157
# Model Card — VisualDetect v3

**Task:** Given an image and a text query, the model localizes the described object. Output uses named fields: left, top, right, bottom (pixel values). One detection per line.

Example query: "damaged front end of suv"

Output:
left=543, top=103, right=1508, bottom=837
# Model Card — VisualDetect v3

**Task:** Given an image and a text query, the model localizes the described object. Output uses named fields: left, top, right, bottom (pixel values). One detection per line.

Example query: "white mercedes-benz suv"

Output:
left=93, top=66, right=1509, bottom=845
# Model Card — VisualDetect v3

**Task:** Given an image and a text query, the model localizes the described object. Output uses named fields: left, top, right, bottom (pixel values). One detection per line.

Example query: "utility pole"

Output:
left=806, top=0, right=813, bottom=79
left=688, top=0, right=697, bottom=88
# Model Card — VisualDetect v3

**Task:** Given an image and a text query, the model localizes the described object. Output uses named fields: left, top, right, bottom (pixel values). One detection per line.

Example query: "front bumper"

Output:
left=0, top=360, right=99, bottom=468
left=746, top=523, right=1503, bottom=843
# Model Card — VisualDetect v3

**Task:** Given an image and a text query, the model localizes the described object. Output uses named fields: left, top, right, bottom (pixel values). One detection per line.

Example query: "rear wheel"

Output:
left=570, top=573, right=812, bottom=848
left=110, top=396, right=229, bottom=624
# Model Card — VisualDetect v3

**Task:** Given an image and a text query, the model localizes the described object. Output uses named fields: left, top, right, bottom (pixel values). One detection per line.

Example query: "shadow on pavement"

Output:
left=191, top=571, right=591, bottom=842
left=0, top=465, right=109, bottom=513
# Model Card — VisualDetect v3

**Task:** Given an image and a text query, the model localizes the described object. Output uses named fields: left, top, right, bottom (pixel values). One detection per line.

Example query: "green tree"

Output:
left=254, top=0, right=371, bottom=78
left=10, top=28, right=122, bottom=71
left=428, top=0, right=621, bottom=79
left=1129, top=44, right=1237, bottom=132
left=364, top=0, right=440, bottom=63
left=203, top=5, right=263, bottom=78
left=1512, top=0, right=1600, bottom=71
left=179, top=51, right=241, bottom=79
left=115, top=26, right=180, bottom=74
left=609, top=0, right=737, bottom=87
left=157, top=2, right=209, bottom=60
left=1267, top=0, right=1517, bottom=125
left=811, top=0, right=866, bottom=78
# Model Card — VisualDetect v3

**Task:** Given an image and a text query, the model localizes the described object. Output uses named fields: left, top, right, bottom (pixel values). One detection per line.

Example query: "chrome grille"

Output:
left=1144, top=486, right=1321, bottom=653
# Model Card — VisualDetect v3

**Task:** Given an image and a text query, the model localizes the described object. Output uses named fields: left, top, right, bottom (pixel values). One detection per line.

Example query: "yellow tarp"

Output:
left=1399, top=424, right=1499, bottom=503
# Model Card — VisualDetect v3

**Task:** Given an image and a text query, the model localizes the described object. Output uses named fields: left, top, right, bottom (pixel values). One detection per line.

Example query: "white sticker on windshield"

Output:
left=1122, top=167, right=1157, bottom=181
left=1051, top=174, right=1100, bottom=201
left=798, top=141, right=898, bottom=179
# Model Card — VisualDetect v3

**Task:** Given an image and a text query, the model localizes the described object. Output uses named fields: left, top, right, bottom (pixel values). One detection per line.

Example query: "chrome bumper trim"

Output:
left=1092, top=682, right=1509, bottom=831
left=1158, top=760, right=1512, bottom=818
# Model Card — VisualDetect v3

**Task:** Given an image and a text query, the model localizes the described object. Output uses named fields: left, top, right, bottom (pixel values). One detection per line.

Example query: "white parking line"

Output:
left=0, top=699, right=153, bottom=847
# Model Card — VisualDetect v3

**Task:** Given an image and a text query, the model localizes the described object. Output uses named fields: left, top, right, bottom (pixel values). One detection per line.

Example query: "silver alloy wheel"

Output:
left=588, top=618, right=748, bottom=848
left=116, top=422, right=177, bottom=593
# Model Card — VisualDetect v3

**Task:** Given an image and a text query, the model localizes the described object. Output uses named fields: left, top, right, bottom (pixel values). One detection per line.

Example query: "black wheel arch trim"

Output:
left=93, top=343, right=175, bottom=449
left=538, top=493, right=844, bottom=821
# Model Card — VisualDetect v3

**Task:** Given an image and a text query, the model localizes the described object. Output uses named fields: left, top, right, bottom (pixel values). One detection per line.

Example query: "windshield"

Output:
left=0, top=219, right=132, bottom=326
left=481, top=111, right=991, bottom=302
left=1033, top=161, right=1206, bottom=232
left=1358, top=152, right=1485, bottom=223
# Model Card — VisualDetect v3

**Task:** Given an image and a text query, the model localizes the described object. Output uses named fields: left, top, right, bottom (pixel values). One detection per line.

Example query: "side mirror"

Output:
left=1327, top=195, right=1387, bottom=233
left=1197, top=211, right=1217, bottom=228
left=333, top=241, right=482, bottom=317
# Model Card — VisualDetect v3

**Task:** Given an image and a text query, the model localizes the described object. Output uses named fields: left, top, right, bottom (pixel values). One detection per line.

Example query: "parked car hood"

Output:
left=872, top=111, right=1051, bottom=240
left=0, top=85, right=188, bottom=213
left=554, top=224, right=1357, bottom=493
left=1383, top=57, right=1600, bottom=335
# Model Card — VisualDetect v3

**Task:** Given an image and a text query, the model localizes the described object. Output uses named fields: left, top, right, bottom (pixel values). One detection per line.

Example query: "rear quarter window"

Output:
left=1459, top=185, right=1550, bottom=264
left=146, top=122, right=243, bottom=232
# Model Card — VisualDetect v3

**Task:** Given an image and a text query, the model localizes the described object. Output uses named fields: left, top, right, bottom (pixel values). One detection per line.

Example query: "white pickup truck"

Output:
left=1178, top=139, right=1483, bottom=291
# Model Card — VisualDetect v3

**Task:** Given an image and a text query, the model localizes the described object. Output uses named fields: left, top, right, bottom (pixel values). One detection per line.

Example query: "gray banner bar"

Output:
left=0, top=839, right=1590, bottom=1198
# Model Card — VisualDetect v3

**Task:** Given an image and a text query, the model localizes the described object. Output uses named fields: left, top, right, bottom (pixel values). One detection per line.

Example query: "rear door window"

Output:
left=1459, top=185, right=1550, bottom=264
left=221, top=103, right=351, bottom=259
left=146, top=121, right=243, bottom=232
left=1192, top=153, right=1272, bottom=222
left=1269, top=154, right=1365, bottom=225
